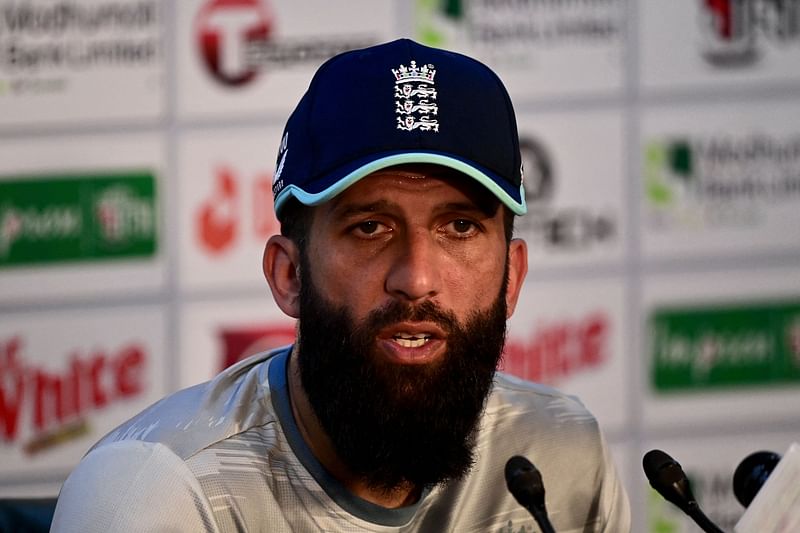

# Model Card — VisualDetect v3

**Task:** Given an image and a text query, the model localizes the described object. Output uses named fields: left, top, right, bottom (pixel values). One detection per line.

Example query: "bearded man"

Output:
left=52, top=39, right=630, bottom=532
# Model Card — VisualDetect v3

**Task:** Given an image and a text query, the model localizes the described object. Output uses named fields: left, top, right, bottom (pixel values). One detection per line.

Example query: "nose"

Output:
left=385, top=227, right=442, bottom=303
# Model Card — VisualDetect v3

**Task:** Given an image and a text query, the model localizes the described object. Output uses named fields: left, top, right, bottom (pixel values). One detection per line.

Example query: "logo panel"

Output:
left=641, top=2, right=800, bottom=90
left=179, top=128, right=282, bottom=291
left=641, top=102, right=800, bottom=259
left=196, top=0, right=273, bottom=86
left=641, top=268, right=800, bottom=430
left=650, top=300, right=800, bottom=392
left=698, top=0, right=800, bottom=67
left=0, top=133, right=166, bottom=303
left=0, top=172, right=158, bottom=268
left=414, top=0, right=624, bottom=100
left=515, top=111, right=624, bottom=268
left=506, top=277, right=627, bottom=432
left=179, top=0, right=392, bottom=118
left=0, top=0, right=164, bottom=126
left=179, top=298, right=293, bottom=387
left=0, top=306, right=167, bottom=475
left=504, top=312, right=609, bottom=386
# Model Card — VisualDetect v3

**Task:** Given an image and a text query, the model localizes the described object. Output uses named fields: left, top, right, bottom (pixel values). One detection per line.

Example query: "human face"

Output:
left=302, top=165, right=524, bottom=367
left=262, top=165, right=528, bottom=491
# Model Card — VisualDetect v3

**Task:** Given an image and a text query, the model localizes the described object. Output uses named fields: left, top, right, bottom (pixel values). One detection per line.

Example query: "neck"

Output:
left=286, top=347, right=421, bottom=509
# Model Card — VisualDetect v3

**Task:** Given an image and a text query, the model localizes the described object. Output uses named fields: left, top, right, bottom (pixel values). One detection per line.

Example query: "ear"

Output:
left=504, top=238, right=528, bottom=318
left=263, top=235, right=302, bottom=318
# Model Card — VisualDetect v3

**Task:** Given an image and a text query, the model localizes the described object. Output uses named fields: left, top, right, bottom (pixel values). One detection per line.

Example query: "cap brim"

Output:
left=274, top=152, right=527, bottom=217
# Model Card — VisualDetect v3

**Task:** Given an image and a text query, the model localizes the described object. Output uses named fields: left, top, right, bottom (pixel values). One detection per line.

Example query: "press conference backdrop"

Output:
left=1, top=1, right=799, bottom=531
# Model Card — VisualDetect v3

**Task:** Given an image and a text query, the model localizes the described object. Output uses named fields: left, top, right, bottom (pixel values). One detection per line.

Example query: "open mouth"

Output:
left=392, top=333, right=432, bottom=348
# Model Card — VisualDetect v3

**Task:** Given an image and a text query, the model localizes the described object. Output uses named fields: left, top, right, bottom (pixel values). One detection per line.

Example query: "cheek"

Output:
left=307, top=247, right=385, bottom=309
left=441, top=246, right=507, bottom=308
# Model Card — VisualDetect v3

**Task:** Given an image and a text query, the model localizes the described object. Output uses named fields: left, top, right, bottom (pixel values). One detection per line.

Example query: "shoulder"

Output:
left=92, top=346, right=290, bottom=460
left=464, top=372, right=630, bottom=531
left=52, top=440, right=216, bottom=531
left=52, top=347, right=298, bottom=532
left=487, top=371, right=599, bottom=434
left=479, top=372, right=607, bottom=488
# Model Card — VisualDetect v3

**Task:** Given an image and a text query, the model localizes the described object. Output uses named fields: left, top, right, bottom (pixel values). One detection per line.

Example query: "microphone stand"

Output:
left=685, top=501, right=725, bottom=533
left=524, top=502, right=556, bottom=533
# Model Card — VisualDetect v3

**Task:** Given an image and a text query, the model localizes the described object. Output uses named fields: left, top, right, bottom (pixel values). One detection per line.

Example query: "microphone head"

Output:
left=732, top=450, right=781, bottom=508
left=505, top=455, right=546, bottom=509
left=642, top=449, right=697, bottom=514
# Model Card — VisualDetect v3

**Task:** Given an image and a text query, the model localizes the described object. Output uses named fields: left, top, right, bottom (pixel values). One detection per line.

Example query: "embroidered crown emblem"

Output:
left=393, top=60, right=439, bottom=133
left=391, top=61, right=436, bottom=84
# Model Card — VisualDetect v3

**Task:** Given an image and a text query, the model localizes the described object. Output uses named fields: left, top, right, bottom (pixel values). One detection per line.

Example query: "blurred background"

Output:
left=0, top=1, right=799, bottom=531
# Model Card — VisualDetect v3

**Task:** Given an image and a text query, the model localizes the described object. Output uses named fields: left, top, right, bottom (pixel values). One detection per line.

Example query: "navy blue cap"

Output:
left=271, top=38, right=526, bottom=218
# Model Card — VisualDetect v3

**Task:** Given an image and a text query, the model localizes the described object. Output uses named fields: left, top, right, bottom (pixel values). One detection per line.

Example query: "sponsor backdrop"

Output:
left=1, top=1, right=798, bottom=531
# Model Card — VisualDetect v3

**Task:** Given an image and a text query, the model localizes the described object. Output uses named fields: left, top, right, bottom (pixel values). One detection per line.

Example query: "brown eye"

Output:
left=452, top=219, right=474, bottom=233
left=351, top=220, right=390, bottom=238
left=359, top=221, right=379, bottom=234
left=441, top=218, right=480, bottom=239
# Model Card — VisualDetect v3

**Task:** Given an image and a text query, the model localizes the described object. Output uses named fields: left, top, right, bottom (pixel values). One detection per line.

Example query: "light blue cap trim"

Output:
left=273, top=153, right=527, bottom=216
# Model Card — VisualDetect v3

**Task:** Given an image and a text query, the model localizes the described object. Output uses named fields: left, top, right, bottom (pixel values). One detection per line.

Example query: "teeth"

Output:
left=395, top=338, right=426, bottom=348
left=393, top=333, right=431, bottom=348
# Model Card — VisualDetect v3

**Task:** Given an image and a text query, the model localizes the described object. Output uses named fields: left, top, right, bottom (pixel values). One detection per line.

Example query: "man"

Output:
left=52, top=39, right=630, bottom=532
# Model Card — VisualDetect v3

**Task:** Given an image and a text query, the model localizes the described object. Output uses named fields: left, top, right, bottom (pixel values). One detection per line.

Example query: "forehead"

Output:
left=322, top=164, right=501, bottom=216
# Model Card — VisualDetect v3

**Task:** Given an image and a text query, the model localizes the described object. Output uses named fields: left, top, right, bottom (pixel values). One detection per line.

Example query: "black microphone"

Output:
left=642, top=449, right=725, bottom=533
left=504, top=455, right=556, bottom=533
left=732, top=450, right=781, bottom=508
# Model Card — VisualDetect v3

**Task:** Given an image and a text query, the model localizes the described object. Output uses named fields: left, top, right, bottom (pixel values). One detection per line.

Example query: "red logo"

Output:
left=198, top=167, right=239, bottom=253
left=219, top=324, right=295, bottom=370
left=196, top=0, right=273, bottom=86
left=0, top=336, right=147, bottom=454
left=503, top=312, right=609, bottom=385
left=699, top=0, right=800, bottom=67
left=196, top=165, right=279, bottom=254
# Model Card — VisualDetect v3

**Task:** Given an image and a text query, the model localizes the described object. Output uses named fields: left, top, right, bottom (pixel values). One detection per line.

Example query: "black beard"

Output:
left=296, top=261, right=508, bottom=494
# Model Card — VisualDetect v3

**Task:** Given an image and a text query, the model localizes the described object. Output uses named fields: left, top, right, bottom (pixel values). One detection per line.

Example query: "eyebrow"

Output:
left=440, top=201, right=495, bottom=218
left=329, top=199, right=495, bottom=220
left=329, top=199, right=395, bottom=219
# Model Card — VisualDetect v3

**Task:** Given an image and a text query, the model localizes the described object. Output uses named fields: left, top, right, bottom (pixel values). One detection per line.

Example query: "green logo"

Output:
left=644, top=139, right=694, bottom=208
left=644, top=134, right=800, bottom=231
left=650, top=300, right=800, bottom=392
left=0, top=171, right=158, bottom=268
left=416, top=0, right=464, bottom=47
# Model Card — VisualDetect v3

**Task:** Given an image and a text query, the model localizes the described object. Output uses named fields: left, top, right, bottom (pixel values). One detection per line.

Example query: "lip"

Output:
left=376, top=321, right=447, bottom=365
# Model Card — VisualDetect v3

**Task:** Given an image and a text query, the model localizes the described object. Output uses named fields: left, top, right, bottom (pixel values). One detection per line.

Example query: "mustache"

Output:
left=359, top=299, right=461, bottom=336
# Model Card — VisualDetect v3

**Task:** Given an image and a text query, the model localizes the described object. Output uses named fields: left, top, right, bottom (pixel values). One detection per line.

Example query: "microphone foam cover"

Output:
left=732, top=450, right=781, bottom=508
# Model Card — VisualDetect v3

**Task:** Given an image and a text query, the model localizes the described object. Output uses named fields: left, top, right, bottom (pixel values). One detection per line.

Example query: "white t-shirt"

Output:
left=52, top=347, right=630, bottom=532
